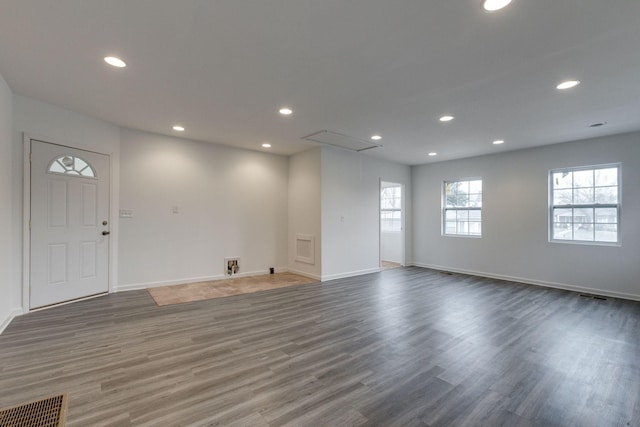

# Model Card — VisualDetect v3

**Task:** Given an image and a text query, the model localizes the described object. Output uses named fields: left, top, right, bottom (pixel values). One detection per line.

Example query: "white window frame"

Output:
left=549, top=163, right=621, bottom=245
left=442, top=178, right=482, bottom=237
left=381, top=184, right=402, bottom=233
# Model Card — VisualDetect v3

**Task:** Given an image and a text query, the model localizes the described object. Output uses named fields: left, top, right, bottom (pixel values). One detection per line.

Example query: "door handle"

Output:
left=102, top=231, right=110, bottom=236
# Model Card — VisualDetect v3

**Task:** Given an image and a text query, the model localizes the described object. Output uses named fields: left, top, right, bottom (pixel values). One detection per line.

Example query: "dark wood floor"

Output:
left=1, top=267, right=639, bottom=426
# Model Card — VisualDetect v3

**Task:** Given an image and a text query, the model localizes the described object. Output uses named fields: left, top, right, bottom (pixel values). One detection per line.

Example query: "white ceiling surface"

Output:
left=1, top=1, right=639, bottom=165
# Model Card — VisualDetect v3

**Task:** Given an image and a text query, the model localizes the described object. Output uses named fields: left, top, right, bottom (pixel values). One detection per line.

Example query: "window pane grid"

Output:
left=443, top=179, right=482, bottom=237
left=381, top=185, right=402, bottom=232
left=550, top=165, right=619, bottom=244
left=47, top=155, right=96, bottom=178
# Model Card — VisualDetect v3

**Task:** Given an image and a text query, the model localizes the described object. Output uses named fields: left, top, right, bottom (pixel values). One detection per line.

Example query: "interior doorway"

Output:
left=380, top=181, right=404, bottom=270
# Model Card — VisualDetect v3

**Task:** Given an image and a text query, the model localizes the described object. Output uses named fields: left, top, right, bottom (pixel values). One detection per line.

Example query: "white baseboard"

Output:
left=413, top=262, right=640, bottom=302
left=115, top=267, right=291, bottom=292
left=286, top=268, right=321, bottom=281
left=0, top=308, right=23, bottom=335
left=321, top=267, right=381, bottom=282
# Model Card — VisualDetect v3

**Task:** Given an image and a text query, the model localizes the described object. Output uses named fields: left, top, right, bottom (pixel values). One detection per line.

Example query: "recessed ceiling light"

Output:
left=104, top=56, right=126, bottom=68
left=482, top=0, right=513, bottom=12
left=262, top=143, right=272, bottom=148
left=556, top=80, right=580, bottom=90
left=279, top=108, right=293, bottom=115
left=172, top=125, right=185, bottom=132
left=428, top=152, right=438, bottom=156
left=439, top=115, right=454, bottom=122
left=371, top=135, right=382, bottom=141
left=492, top=140, right=505, bottom=145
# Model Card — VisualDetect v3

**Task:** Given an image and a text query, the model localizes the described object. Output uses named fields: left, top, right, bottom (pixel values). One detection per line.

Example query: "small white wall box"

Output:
left=224, top=257, right=240, bottom=276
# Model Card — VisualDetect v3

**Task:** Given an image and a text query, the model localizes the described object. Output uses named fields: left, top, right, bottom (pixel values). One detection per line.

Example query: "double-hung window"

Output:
left=381, top=184, right=402, bottom=232
left=443, top=179, right=482, bottom=236
left=550, top=164, right=620, bottom=244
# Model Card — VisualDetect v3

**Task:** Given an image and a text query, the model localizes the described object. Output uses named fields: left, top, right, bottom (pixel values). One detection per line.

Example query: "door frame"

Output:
left=379, top=179, right=406, bottom=268
left=22, top=133, right=116, bottom=313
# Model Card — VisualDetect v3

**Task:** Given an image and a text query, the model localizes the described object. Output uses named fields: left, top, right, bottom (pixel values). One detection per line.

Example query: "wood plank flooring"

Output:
left=1, top=267, right=639, bottom=426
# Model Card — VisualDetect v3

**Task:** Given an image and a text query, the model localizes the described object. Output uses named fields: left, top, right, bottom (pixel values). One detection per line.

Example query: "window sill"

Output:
left=549, top=239, right=621, bottom=247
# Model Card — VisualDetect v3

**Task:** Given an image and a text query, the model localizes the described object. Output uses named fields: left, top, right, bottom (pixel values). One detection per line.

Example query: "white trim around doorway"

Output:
left=379, top=179, right=406, bottom=269
left=22, top=133, right=117, bottom=314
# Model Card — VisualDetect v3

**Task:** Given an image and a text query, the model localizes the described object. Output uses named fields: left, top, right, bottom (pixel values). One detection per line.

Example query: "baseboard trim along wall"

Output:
left=413, top=262, right=640, bottom=302
left=0, top=308, right=23, bottom=335
left=115, top=267, right=292, bottom=292
left=286, top=268, right=322, bottom=281
left=321, top=267, right=381, bottom=282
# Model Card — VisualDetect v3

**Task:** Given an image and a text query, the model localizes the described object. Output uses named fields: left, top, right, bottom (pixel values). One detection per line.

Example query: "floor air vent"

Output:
left=579, top=293, right=608, bottom=301
left=0, top=393, right=67, bottom=427
left=301, top=130, right=382, bottom=152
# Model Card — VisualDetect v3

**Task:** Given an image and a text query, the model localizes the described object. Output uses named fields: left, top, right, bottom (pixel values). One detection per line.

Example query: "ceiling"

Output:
left=1, top=0, right=639, bottom=165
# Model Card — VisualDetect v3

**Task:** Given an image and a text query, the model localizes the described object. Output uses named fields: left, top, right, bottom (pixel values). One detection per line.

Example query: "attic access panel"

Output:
left=301, top=130, right=382, bottom=152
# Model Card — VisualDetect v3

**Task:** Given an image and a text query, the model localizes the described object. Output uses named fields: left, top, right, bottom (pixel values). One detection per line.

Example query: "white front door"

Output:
left=30, top=140, right=110, bottom=309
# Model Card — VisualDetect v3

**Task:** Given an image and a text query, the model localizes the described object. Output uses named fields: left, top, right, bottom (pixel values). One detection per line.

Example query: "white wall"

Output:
left=288, top=148, right=322, bottom=279
left=413, top=131, right=640, bottom=300
left=0, top=73, right=19, bottom=333
left=321, top=147, right=412, bottom=280
left=12, top=95, right=121, bottom=310
left=118, top=129, right=288, bottom=289
left=381, top=232, right=402, bottom=263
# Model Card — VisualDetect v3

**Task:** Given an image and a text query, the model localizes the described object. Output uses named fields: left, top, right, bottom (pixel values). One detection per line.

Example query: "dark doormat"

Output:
left=0, top=393, right=67, bottom=427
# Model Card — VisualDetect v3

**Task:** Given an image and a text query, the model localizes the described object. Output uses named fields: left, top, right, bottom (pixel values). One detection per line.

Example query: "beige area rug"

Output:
left=147, top=272, right=316, bottom=306
left=381, top=260, right=402, bottom=270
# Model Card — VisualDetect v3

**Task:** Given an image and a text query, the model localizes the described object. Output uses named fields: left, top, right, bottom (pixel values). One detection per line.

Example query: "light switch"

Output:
left=119, top=209, right=134, bottom=218
left=172, top=206, right=179, bottom=214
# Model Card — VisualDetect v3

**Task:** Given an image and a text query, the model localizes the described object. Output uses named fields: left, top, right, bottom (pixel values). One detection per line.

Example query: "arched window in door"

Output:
left=47, top=155, right=96, bottom=178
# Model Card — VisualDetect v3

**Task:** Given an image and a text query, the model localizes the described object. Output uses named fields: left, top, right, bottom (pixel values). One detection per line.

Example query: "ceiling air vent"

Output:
left=301, top=130, right=382, bottom=152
